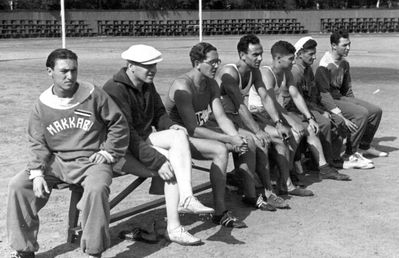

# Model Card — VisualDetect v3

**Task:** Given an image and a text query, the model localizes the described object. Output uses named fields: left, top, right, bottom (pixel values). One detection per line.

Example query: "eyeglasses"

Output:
left=203, top=59, right=221, bottom=67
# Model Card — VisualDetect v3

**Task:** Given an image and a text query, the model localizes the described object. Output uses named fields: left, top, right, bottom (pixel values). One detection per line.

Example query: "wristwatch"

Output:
left=306, top=115, right=316, bottom=121
left=274, top=119, right=283, bottom=126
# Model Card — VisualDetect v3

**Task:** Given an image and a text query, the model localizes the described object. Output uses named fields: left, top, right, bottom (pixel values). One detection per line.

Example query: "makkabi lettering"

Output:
left=46, top=116, right=94, bottom=135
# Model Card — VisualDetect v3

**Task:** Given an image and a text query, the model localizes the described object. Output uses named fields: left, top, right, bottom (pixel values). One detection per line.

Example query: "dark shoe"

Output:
left=290, top=171, right=306, bottom=187
left=319, top=164, right=351, bottom=181
left=267, top=193, right=290, bottom=209
left=10, top=251, right=35, bottom=258
left=331, top=158, right=344, bottom=169
left=242, top=194, right=276, bottom=212
left=212, top=210, right=247, bottom=228
left=281, top=187, right=314, bottom=197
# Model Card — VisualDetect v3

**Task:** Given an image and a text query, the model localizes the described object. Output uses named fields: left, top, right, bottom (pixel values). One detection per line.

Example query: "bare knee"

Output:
left=212, top=142, right=229, bottom=164
left=170, top=129, right=189, bottom=145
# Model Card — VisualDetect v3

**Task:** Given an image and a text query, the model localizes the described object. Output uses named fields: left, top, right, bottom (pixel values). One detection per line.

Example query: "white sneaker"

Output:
left=178, top=196, right=215, bottom=214
left=164, top=226, right=202, bottom=246
left=359, top=147, right=388, bottom=157
left=343, top=154, right=375, bottom=169
left=352, top=152, right=373, bottom=164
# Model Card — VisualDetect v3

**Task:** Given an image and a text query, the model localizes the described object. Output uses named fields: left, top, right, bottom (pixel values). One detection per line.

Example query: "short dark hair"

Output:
left=330, top=30, right=349, bottom=45
left=189, top=42, right=217, bottom=67
left=302, top=39, right=317, bottom=51
left=46, top=48, right=78, bottom=69
left=297, top=39, right=318, bottom=56
left=270, top=40, right=296, bottom=58
left=237, top=34, right=260, bottom=54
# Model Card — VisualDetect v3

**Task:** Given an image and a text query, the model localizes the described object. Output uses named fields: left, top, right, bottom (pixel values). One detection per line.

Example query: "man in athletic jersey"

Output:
left=7, top=49, right=129, bottom=258
left=103, top=44, right=214, bottom=246
left=248, top=40, right=347, bottom=182
left=215, top=34, right=313, bottom=201
left=165, top=42, right=268, bottom=228
left=315, top=30, right=387, bottom=165
left=293, top=36, right=371, bottom=171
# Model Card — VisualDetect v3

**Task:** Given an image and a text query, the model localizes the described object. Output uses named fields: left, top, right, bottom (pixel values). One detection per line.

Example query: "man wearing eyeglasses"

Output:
left=165, top=42, right=270, bottom=228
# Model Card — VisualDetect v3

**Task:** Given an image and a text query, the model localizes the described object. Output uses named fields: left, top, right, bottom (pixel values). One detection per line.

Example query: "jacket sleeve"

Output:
left=152, top=85, right=175, bottom=130
left=103, top=82, right=167, bottom=171
left=315, top=66, right=341, bottom=114
left=341, top=62, right=355, bottom=98
left=26, top=102, right=52, bottom=172
left=96, top=87, right=129, bottom=162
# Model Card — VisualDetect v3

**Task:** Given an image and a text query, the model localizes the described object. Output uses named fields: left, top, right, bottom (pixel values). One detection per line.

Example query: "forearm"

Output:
left=238, top=106, right=261, bottom=134
left=293, top=96, right=312, bottom=119
left=262, top=96, right=282, bottom=122
left=193, top=126, right=232, bottom=143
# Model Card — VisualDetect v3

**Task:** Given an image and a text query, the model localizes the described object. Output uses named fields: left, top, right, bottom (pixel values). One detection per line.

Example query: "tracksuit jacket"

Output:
left=27, top=81, right=129, bottom=179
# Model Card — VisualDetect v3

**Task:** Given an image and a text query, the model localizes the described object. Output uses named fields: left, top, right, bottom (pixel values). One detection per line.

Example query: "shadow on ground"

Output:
left=36, top=189, right=253, bottom=257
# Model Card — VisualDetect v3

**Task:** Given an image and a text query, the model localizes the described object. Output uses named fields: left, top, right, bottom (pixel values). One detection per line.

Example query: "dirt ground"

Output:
left=0, top=34, right=399, bottom=258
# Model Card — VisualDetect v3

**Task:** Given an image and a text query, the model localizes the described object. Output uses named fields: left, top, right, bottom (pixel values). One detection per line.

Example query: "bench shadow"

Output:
left=39, top=189, right=251, bottom=257
left=371, top=136, right=398, bottom=154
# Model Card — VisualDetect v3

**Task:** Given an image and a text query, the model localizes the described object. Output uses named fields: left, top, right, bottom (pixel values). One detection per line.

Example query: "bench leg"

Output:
left=67, top=189, right=83, bottom=243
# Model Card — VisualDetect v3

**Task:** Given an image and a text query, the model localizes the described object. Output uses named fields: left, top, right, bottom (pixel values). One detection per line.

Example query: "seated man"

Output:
left=103, top=44, right=214, bottom=246
left=7, top=49, right=129, bottom=258
left=215, top=34, right=311, bottom=203
left=165, top=42, right=263, bottom=227
left=248, top=40, right=344, bottom=184
left=315, top=30, right=387, bottom=166
left=289, top=36, right=351, bottom=180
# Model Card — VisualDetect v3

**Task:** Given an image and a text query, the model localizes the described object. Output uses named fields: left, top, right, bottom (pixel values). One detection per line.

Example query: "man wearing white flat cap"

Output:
left=292, top=37, right=358, bottom=174
left=103, top=44, right=214, bottom=246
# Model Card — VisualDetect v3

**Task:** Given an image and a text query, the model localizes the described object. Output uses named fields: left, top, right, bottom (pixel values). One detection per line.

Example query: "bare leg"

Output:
left=305, top=126, right=328, bottom=167
left=189, top=137, right=229, bottom=215
left=148, top=130, right=193, bottom=199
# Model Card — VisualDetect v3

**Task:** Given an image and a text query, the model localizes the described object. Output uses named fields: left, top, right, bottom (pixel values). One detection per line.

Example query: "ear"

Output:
left=47, top=67, right=53, bottom=77
left=239, top=51, right=245, bottom=60
left=194, top=60, right=201, bottom=69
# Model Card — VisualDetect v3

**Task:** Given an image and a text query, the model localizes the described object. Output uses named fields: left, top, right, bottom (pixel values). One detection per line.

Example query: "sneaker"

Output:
left=164, top=226, right=202, bottom=246
left=212, top=210, right=247, bottom=228
left=242, top=194, right=276, bottom=211
left=359, top=147, right=388, bottom=157
left=10, top=251, right=35, bottom=258
left=343, top=155, right=375, bottom=169
left=267, top=193, right=290, bottom=209
left=319, top=164, right=351, bottom=181
left=352, top=152, right=373, bottom=164
left=178, top=196, right=215, bottom=214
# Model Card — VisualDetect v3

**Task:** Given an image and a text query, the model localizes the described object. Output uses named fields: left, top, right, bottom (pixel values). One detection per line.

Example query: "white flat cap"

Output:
left=121, top=44, right=163, bottom=64
left=294, top=36, right=314, bottom=55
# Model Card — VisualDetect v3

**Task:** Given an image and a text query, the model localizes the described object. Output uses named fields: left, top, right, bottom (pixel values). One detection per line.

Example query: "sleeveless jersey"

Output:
left=218, top=64, right=253, bottom=114
left=165, top=75, right=212, bottom=126
left=248, top=66, right=290, bottom=111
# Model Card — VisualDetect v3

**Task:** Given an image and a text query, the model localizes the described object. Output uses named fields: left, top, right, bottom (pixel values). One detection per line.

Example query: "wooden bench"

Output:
left=56, top=160, right=212, bottom=244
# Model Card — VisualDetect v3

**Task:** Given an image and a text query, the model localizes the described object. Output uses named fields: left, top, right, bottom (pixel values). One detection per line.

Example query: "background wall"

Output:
left=1, top=9, right=398, bottom=33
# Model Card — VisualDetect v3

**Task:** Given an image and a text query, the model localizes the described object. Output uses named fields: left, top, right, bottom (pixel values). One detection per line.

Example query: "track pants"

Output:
left=7, top=157, right=112, bottom=255
left=334, top=97, right=382, bottom=152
